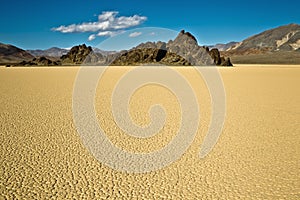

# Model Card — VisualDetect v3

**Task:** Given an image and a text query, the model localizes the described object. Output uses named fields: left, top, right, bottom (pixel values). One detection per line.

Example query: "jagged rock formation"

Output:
left=17, top=44, right=96, bottom=66
left=112, top=30, right=232, bottom=66
left=166, top=30, right=215, bottom=66
left=60, top=44, right=93, bottom=65
left=59, top=30, right=232, bottom=66
left=16, top=44, right=102, bottom=66
left=135, top=41, right=167, bottom=50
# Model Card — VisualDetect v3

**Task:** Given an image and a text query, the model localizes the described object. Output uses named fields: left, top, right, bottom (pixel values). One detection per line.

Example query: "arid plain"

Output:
left=0, top=65, right=299, bottom=199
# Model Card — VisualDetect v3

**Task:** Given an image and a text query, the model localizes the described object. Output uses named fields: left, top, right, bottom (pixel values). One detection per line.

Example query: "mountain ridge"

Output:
left=227, top=23, right=300, bottom=53
left=27, top=47, right=69, bottom=58
left=221, top=23, right=300, bottom=64
left=208, top=42, right=239, bottom=51
left=0, top=43, right=34, bottom=64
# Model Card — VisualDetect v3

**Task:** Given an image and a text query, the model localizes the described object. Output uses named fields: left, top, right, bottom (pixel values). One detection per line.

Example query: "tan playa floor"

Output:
left=0, top=65, right=299, bottom=199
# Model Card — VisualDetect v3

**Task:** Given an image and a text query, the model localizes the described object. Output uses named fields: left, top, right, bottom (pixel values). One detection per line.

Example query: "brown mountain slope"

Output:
left=229, top=23, right=300, bottom=52
left=222, top=24, right=300, bottom=64
left=0, top=43, right=34, bottom=64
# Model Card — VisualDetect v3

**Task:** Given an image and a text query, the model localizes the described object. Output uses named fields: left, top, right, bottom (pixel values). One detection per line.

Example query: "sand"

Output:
left=0, top=65, right=299, bottom=199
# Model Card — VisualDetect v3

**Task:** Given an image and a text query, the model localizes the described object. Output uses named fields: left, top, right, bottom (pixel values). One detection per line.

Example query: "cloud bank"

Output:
left=52, top=11, right=147, bottom=41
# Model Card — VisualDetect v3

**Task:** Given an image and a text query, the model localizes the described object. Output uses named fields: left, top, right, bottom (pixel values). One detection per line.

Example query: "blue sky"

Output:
left=0, top=0, right=299, bottom=50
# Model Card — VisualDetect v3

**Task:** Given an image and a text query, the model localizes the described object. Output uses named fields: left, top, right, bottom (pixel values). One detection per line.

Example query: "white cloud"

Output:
left=97, top=31, right=114, bottom=37
left=149, top=32, right=156, bottom=36
left=52, top=11, right=147, bottom=40
left=97, top=30, right=125, bottom=37
left=129, top=32, right=142, bottom=38
left=88, top=34, right=96, bottom=41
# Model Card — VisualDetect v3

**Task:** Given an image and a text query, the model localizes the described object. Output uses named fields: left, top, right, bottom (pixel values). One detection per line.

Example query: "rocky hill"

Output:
left=60, top=44, right=92, bottom=64
left=166, top=30, right=215, bottom=66
left=0, top=43, right=34, bottom=64
left=112, top=30, right=232, bottom=66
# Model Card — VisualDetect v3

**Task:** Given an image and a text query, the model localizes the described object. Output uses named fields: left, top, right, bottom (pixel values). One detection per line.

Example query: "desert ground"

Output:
left=0, top=65, right=299, bottom=199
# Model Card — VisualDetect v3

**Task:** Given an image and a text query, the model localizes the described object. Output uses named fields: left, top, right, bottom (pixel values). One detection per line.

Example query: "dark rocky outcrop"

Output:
left=208, top=48, right=221, bottom=65
left=60, top=44, right=93, bottom=65
left=166, top=30, right=216, bottom=66
left=111, top=30, right=232, bottom=66
left=17, top=44, right=99, bottom=66
left=110, top=48, right=190, bottom=66
left=207, top=48, right=232, bottom=66
left=18, top=57, right=59, bottom=66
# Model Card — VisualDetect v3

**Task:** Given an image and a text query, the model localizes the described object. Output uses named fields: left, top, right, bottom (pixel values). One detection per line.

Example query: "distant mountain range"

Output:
left=208, top=42, right=239, bottom=51
left=92, top=48, right=116, bottom=56
left=1, top=23, right=300, bottom=65
left=27, top=47, right=69, bottom=58
left=27, top=47, right=116, bottom=58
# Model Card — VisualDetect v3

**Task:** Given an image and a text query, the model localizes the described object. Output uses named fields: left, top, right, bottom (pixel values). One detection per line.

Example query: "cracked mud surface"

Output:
left=0, top=66, right=299, bottom=199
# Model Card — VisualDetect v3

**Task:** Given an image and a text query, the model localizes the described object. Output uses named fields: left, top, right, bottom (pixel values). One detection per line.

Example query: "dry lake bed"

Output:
left=0, top=65, right=299, bottom=199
